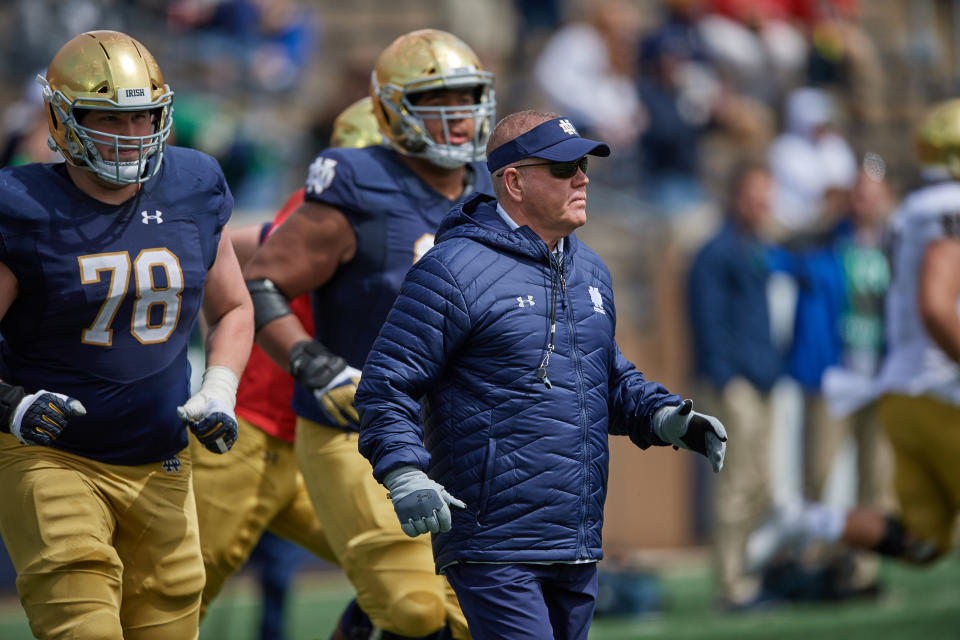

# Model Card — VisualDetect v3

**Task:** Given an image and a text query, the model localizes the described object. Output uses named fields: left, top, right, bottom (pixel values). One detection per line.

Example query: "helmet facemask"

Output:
left=40, top=31, right=175, bottom=187
left=370, top=29, right=496, bottom=169
left=373, top=70, right=496, bottom=169
left=40, top=75, right=174, bottom=185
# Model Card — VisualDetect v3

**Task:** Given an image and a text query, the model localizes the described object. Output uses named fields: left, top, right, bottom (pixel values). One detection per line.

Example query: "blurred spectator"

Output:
left=796, top=0, right=884, bottom=127
left=636, top=0, right=715, bottom=214
left=534, top=0, right=645, bottom=146
left=769, top=86, right=857, bottom=233
left=698, top=0, right=808, bottom=105
left=763, top=156, right=896, bottom=596
left=168, top=0, right=316, bottom=94
left=769, top=157, right=896, bottom=582
left=637, top=0, right=773, bottom=216
left=162, top=0, right=318, bottom=210
left=533, top=0, right=646, bottom=185
left=688, top=161, right=783, bottom=610
left=12, top=0, right=121, bottom=71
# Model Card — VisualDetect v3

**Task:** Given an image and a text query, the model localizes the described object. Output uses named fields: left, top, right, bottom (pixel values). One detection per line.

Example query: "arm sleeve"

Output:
left=607, top=343, right=681, bottom=448
left=206, top=160, right=234, bottom=270
left=356, top=254, right=472, bottom=482
left=215, top=178, right=234, bottom=232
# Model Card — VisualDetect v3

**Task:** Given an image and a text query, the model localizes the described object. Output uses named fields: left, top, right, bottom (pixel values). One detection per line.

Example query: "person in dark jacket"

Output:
left=687, top=160, right=782, bottom=609
left=356, top=110, right=728, bottom=640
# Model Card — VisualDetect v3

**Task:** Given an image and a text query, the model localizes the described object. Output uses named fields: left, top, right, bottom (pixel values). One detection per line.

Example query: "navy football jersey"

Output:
left=293, top=145, right=493, bottom=429
left=0, top=146, right=232, bottom=464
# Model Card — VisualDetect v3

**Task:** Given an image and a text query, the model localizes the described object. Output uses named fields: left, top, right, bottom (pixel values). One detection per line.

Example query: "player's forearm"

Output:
left=255, top=313, right=312, bottom=373
left=204, top=300, right=254, bottom=378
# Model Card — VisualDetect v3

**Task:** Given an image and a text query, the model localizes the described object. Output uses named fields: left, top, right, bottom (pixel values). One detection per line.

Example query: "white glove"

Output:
left=383, top=465, right=466, bottom=537
left=178, top=366, right=240, bottom=454
left=653, top=399, right=728, bottom=473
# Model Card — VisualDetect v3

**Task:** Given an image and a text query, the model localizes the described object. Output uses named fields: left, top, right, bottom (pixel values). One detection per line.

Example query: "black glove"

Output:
left=289, top=340, right=349, bottom=391
left=1, top=385, right=86, bottom=446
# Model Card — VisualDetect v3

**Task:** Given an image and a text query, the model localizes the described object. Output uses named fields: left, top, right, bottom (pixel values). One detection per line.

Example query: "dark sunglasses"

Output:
left=497, top=156, right=589, bottom=179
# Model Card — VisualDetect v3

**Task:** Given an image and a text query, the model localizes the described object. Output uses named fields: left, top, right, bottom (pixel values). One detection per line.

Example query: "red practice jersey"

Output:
left=234, top=188, right=310, bottom=443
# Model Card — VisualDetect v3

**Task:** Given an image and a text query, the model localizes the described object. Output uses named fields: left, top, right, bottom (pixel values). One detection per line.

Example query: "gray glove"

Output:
left=383, top=465, right=466, bottom=537
left=653, top=399, right=728, bottom=473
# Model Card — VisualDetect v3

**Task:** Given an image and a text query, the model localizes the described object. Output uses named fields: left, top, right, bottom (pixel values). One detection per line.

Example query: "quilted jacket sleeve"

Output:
left=607, top=342, right=681, bottom=448
left=356, top=254, right=473, bottom=482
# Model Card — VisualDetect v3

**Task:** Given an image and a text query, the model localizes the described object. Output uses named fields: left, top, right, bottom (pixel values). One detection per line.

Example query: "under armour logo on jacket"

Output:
left=161, top=456, right=181, bottom=473
left=141, top=210, right=163, bottom=224
left=589, top=286, right=605, bottom=314
left=558, top=119, right=577, bottom=135
left=517, top=295, right=535, bottom=308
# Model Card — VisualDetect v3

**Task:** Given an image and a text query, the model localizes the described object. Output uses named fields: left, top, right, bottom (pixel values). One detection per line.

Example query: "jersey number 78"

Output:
left=78, top=249, right=184, bottom=346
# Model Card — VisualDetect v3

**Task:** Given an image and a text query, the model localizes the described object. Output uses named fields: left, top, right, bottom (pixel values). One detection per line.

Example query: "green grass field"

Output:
left=0, top=554, right=956, bottom=639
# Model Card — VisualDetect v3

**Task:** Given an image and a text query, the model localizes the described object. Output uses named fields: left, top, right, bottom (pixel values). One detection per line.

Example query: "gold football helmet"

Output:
left=38, top=30, right=173, bottom=185
left=916, top=98, right=960, bottom=179
left=370, top=29, right=495, bottom=168
left=330, top=97, right=383, bottom=149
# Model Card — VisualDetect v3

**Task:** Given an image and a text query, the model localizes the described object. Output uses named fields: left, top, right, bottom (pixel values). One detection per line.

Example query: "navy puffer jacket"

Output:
left=357, top=194, right=681, bottom=571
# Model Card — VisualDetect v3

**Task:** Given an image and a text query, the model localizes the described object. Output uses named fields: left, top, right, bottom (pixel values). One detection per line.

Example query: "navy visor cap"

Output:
left=486, top=117, right=610, bottom=173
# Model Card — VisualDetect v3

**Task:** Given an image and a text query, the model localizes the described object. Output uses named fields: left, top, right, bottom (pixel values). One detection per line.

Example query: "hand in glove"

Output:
left=383, top=465, right=466, bottom=537
left=7, top=388, right=86, bottom=446
left=178, top=366, right=239, bottom=454
left=289, top=340, right=361, bottom=428
left=653, top=399, right=728, bottom=473
left=316, top=367, right=362, bottom=428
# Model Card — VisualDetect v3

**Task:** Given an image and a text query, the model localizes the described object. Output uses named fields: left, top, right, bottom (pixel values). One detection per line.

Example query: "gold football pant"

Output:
left=877, top=393, right=960, bottom=552
left=0, top=433, right=204, bottom=640
left=191, top=417, right=336, bottom=617
left=295, top=418, right=470, bottom=639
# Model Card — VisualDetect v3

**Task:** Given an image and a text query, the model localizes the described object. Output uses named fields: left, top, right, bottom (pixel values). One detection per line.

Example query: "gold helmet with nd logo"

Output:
left=330, top=96, right=383, bottom=149
left=370, top=28, right=495, bottom=168
left=38, top=30, right=174, bottom=185
left=916, top=98, right=960, bottom=180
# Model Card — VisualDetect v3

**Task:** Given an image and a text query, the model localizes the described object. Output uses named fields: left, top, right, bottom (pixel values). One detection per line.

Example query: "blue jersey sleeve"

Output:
left=303, top=148, right=363, bottom=213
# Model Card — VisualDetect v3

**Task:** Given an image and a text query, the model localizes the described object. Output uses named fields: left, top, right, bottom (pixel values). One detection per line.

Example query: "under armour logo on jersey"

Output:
left=558, top=119, right=578, bottom=136
left=161, top=456, right=181, bottom=473
left=589, top=286, right=605, bottom=314
left=306, top=157, right=338, bottom=195
left=141, top=210, right=163, bottom=224
left=517, top=295, right=535, bottom=308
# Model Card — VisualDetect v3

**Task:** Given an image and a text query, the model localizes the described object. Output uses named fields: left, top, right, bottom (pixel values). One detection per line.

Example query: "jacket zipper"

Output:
left=557, top=257, right=590, bottom=559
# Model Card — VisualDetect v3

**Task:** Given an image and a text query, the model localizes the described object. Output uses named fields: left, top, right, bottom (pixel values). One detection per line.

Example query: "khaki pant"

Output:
left=191, top=418, right=336, bottom=617
left=802, top=393, right=894, bottom=509
left=803, top=394, right=895, bottom=586
left=295, top=418, right=470, bottom=639
left=702, top=378, right=774, bottom=606
left=0, top=434, right=204, bottom=640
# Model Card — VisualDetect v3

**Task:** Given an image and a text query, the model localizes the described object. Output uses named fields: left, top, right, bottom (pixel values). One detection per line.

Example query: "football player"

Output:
left=243, top=29, right=495, bottom=640
left=191, top=96, right=381, bottom=622
left=0, top=30, right=252, bottom=639
left=747, top=98, right=960, bottom=573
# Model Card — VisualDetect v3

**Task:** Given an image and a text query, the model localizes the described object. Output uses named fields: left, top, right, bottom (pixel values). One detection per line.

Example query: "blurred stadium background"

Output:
left=1, top=0, right=960, bottom=638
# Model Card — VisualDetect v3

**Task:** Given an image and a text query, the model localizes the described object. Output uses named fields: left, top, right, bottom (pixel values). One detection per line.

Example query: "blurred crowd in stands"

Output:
left=0, top=0, right=950, bottom=223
